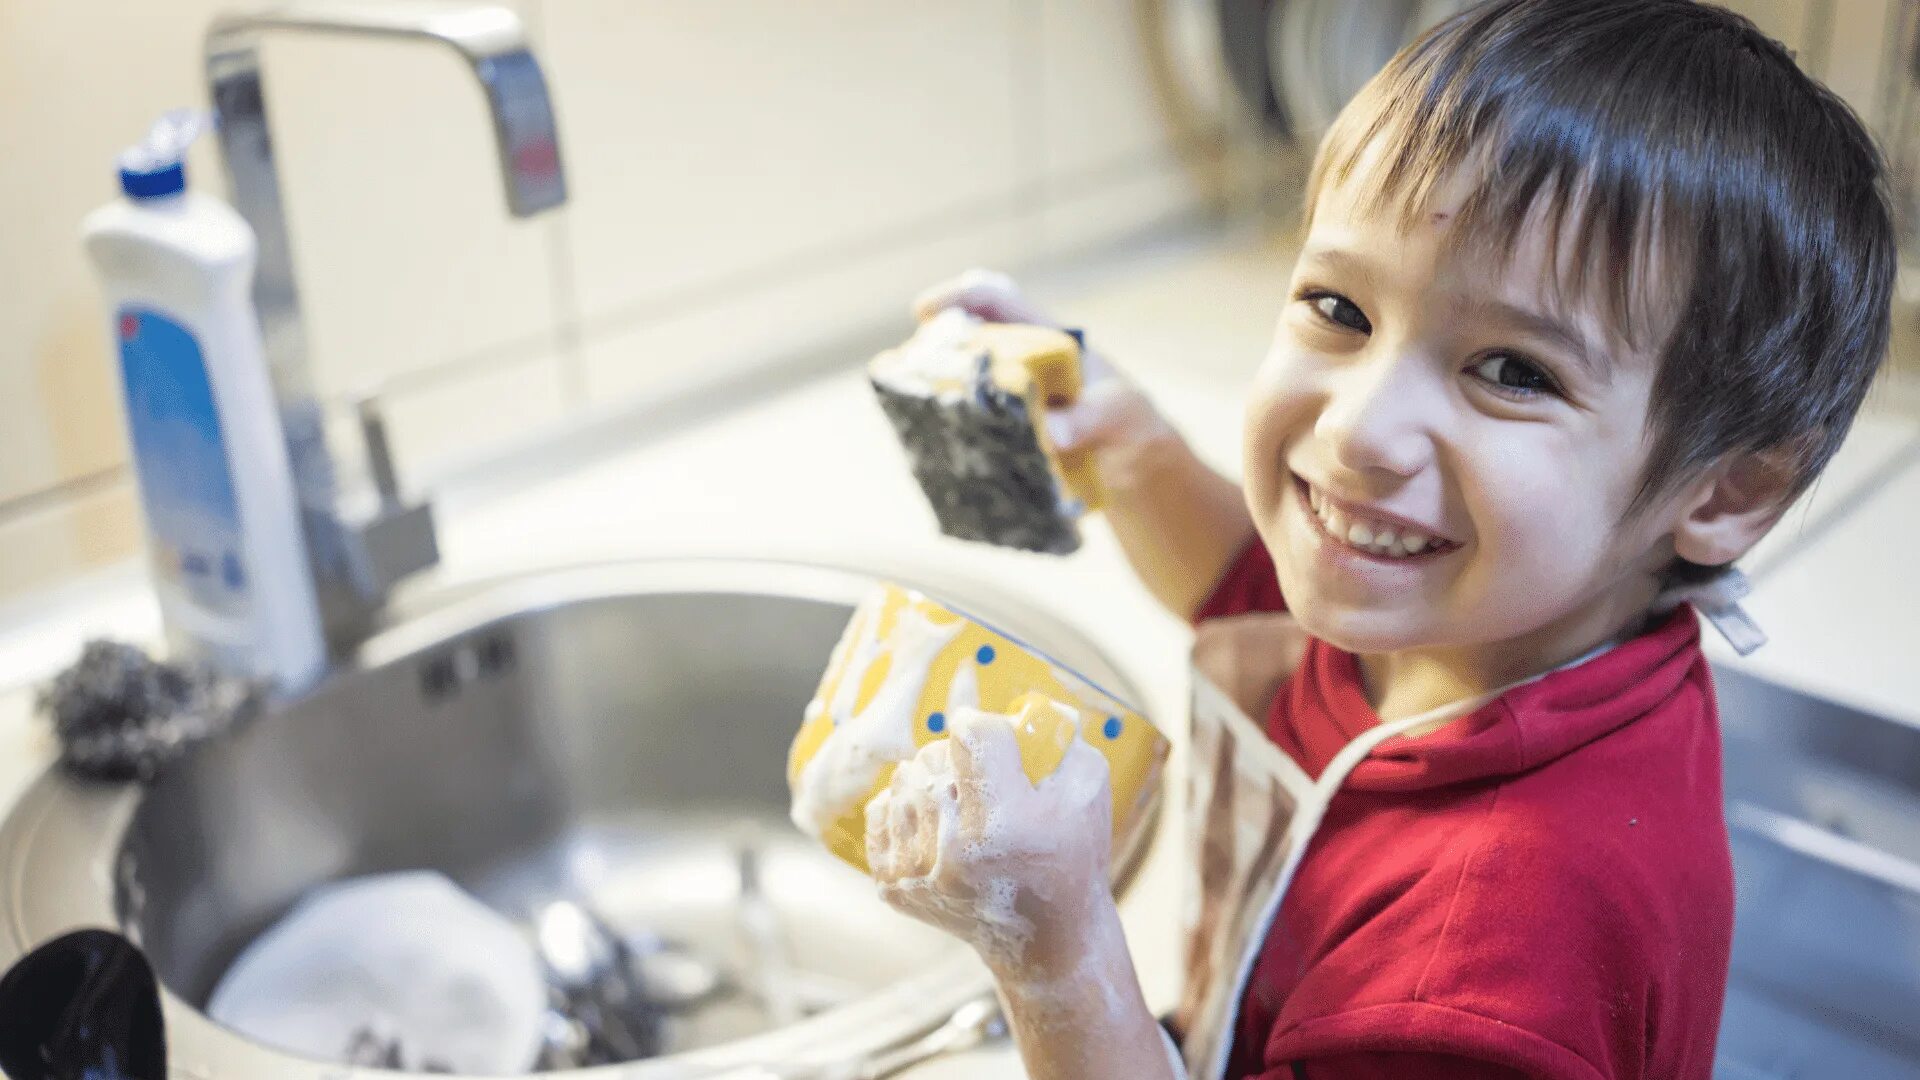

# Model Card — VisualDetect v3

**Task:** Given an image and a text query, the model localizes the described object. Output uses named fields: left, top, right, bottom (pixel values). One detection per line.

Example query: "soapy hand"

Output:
left=865, top=707, right=1115, bottom=985
left=912, top=269, right=1178, bottom=486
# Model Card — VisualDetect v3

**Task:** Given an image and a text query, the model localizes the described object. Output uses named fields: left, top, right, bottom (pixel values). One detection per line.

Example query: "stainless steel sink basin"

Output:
left=0, top=558, right=1157, bottom=1078
left=1714, top=664, right=1920, bottom=1080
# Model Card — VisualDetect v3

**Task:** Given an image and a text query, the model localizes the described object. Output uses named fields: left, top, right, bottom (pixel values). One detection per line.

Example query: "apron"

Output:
left=1152, top=545, right=1766, bottom=1076
left=1163, top=567, right=1764, bottom=1079
left=1169, top=644, right=1506, bottom=1080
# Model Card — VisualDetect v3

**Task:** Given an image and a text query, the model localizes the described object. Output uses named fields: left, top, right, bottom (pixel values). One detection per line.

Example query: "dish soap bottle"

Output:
left=82, top=110, right=325, bottom=691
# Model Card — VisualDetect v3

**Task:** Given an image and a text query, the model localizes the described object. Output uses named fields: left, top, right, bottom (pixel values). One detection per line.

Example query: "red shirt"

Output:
left=1193, top=541, right=1733, bottom=1080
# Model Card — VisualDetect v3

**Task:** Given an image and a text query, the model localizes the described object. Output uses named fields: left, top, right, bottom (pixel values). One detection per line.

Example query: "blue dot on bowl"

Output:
left=1103, top=716, right=1123, bottom=740
left=928, top=711, right=947, bottom=734
left=976, top=644, right=996, bottom=665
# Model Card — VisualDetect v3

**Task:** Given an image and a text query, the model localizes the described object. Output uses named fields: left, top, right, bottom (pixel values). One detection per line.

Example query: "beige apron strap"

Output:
left=1187, top=688, right=1506, bottom=1080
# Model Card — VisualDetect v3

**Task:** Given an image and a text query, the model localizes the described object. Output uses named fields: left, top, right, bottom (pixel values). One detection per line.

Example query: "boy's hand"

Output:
left=912, top=269, right=1179, bottom=491
left=913, top=267, right=1255, bottom=625
left=865, top=708, right=1117, bottom=985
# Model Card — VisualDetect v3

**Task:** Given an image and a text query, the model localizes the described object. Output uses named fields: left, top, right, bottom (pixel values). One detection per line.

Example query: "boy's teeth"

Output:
left=1308, top=484, right=1441, bottom=560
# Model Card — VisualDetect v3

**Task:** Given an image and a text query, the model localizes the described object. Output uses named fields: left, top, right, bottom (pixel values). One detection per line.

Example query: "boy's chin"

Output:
left=1289, top=601, right=1443, bottom=657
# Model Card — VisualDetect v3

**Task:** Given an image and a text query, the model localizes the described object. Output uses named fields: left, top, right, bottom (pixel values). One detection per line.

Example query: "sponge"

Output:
left=869, top=311, right=1103, bottom=555
left=35, top=639, right=261, bottom=782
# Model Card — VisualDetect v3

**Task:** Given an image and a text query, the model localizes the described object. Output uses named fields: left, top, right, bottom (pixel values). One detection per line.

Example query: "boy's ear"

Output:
left=1668, top=450, right=1800, bottom=567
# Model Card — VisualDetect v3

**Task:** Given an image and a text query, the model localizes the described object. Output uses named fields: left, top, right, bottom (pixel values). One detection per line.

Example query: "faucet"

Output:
left=203, top=1, right=568, bottom=663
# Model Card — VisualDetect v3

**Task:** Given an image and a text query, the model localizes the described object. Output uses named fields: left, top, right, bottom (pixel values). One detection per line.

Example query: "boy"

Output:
left=864, top=2, right=1895, bottom=1078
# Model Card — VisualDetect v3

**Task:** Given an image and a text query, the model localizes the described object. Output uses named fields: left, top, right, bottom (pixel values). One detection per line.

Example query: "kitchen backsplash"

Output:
left=3, top=0, right=1911, bottom=606
left=0, top=0, right=1217, bottom=603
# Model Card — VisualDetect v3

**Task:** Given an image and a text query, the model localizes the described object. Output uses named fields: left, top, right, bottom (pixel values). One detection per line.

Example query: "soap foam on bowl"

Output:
left=786, top=584, right=1168, bottom=875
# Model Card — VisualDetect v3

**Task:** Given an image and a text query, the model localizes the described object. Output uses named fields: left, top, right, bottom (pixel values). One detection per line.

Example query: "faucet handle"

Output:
left=356, top=395, right=403, bottom=506
left=337, top=394, right=439, bottom=601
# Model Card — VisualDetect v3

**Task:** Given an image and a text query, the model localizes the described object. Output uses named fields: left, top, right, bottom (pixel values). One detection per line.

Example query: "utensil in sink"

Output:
left=534, top=898, right=660, bottom=1064
left=715, top=992, right=1011, bottom=1080
left=855, top=994, right=1008, bottom=1078
left=532, top=898, right=729, bottom=1066
left=0, top=927, right=168, bottom=1080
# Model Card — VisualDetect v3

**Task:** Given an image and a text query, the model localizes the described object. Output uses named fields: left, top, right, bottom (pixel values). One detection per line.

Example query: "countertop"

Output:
left=2, top=234, right=1918, bottom=1076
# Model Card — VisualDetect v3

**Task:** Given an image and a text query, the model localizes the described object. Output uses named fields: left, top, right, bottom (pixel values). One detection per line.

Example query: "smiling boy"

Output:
left=868, top=2, right=1896, bottom=1078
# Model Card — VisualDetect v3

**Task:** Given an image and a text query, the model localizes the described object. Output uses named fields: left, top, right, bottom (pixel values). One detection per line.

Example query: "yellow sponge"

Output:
left=869, top=314, right=1104, bottom=554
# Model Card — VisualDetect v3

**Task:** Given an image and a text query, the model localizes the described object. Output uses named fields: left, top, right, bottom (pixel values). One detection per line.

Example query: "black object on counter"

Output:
left=0, top=928, right=167, bottom=1080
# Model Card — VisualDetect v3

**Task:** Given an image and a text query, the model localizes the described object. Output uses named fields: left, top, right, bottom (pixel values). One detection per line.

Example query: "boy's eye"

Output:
left=1468, top=353, right=1560, bottom=399
left=1305, top=291, right=1372, bottom=334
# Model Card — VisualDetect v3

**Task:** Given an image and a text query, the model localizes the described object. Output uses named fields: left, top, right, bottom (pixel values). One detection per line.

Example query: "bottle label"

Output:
left=117, top=307, right=249, bottom=618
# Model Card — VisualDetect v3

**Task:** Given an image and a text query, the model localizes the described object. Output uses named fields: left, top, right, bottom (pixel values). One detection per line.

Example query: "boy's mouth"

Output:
left=1293, top=475, right=1461, bottom=562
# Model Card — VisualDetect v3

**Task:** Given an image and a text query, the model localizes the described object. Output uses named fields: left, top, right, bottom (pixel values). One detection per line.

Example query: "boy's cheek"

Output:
left=1251, top=333, right=1317, bottom=397
left=1242, top=370, right=1317, bottom=479
left=1461, top=491, right=1608, bottom=607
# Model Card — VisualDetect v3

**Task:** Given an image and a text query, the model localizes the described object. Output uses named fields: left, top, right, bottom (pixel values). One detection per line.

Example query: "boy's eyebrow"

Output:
left=1464, top=299, right=1611, bottom=384
left=1296, top=247, right=1382, bottom=291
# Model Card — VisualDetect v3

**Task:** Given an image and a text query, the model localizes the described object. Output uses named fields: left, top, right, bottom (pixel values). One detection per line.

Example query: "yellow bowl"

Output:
left=787, top=583, right=1168, bottom=873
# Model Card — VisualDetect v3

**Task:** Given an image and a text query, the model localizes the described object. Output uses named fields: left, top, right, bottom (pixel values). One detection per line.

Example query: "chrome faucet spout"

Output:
left=202, top=2, right=568, bottom=661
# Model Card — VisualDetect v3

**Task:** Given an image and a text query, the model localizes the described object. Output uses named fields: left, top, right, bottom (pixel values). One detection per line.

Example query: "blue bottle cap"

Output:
left=119, top=161, right=186, bottom=200
left=116, top=109, right=206, bottom=201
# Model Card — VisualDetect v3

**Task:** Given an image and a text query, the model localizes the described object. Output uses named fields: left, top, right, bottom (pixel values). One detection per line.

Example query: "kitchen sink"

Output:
left=0, top=558, right=1158, bottom=1078
left=10, top=556, right=1908, bottom=1077
left=1715, top=664, right=1920, bottom=1080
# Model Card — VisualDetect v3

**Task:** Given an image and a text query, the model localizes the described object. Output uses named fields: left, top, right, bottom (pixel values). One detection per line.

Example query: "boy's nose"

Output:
left=1314, top=353, right=1437, bottom=479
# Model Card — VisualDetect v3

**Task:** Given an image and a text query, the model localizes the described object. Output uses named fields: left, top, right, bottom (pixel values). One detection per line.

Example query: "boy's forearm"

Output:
left=1101, top=431, right=1256, bottom=623
left=990, top=898, right=1182, bottom=1080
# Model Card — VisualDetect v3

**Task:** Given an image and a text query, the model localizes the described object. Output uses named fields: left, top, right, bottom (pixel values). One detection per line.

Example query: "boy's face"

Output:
left=1244, top=170, right=1687, bottom=667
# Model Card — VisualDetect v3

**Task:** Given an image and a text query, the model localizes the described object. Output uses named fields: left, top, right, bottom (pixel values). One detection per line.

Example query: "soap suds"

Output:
left=790, top=600, right=964, bottom=840
left=869, top=308, right=990, bottom=398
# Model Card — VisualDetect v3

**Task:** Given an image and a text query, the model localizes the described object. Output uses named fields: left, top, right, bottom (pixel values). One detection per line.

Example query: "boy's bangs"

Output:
left=1305, top=58, right=1689, bottom=358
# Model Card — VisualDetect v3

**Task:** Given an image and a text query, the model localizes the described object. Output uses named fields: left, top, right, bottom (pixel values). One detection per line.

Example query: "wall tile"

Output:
left=1030, top=233, right=1286, bottom=386
left=1818, top=0, right=1896, bottom=133
left=0, top=0, right=565, bottom=603
left=1720, top=0, right=1895, bottom=132
left=544, top=0, right=1025, bottom=324
left=0, top=0, right=252, bottom=506
left=1040, top=0, right=1176, bottom=180
left=2, top=0, right=1213, bottom=605
left=324, top=352, right=572, bottom=495
left=1036, top=0, right=1204, bottom=260
left=1040, top=157, right=1203, bottom=261
left=580, top=219, right=1022, bottom=407
left=0, top=482, right=143, bottom=605
left=1716, top=0, right=1809, bottom=53
left=259, top=12, right=562, bottom=401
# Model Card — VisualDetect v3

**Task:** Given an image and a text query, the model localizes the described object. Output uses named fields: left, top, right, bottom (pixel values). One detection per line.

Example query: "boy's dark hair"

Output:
left=1306, top=0, right=1896, bottom=581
